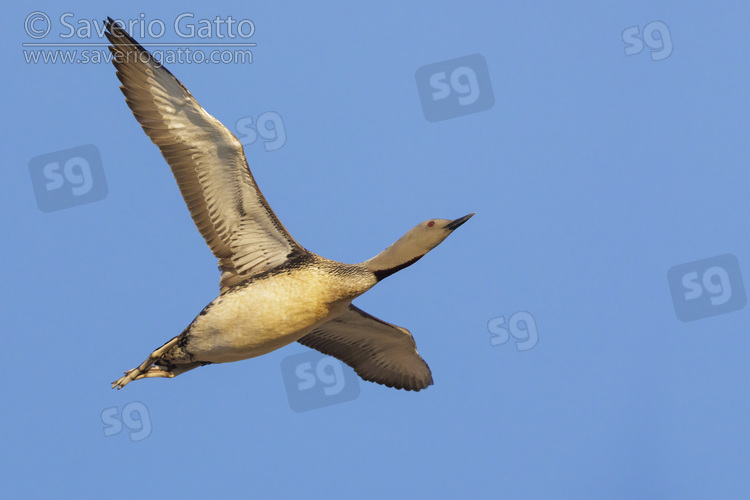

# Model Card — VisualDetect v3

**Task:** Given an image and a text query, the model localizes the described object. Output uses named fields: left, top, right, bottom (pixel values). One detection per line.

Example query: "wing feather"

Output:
left=298, top=305, right=434, bottom=391
left=105, top=18, right=305, bottom=290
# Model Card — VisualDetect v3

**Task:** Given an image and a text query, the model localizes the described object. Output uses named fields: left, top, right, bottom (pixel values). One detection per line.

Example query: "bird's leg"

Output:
left=111, top=335, right=182, bottom=390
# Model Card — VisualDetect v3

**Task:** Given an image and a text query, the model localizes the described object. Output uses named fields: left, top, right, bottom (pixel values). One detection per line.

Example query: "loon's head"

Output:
left=364, top=213, right=474, bottom=281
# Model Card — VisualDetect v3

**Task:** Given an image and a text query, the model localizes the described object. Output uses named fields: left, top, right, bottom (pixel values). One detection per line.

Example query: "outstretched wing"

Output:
left=105, top=18, right=305, bottom=291
left=298, top=304, right=434, bottom=391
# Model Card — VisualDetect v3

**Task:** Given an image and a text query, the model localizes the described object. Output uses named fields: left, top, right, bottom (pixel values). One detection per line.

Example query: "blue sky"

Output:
left=3, top=1, right=750, bottom=498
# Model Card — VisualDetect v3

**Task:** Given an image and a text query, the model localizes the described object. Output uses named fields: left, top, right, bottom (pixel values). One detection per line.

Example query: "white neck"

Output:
left=362, top=233, right=426, bottom=281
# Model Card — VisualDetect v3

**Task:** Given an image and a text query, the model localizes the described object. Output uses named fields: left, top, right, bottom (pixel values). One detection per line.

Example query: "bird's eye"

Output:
left=427, top=221, right=435, bottom=227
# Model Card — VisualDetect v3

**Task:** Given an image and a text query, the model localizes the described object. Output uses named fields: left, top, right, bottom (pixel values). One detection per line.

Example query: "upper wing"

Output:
left=104, top=18, right=305, bottom=290
left=298, top=304, right=434, bottom=391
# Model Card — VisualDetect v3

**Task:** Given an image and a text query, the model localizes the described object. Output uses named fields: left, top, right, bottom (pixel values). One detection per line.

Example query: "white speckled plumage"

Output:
left=105, top=19, right=473, bottom=392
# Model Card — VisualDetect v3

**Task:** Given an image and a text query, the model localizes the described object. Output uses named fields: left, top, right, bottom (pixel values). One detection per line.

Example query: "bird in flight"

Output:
left=105, top=18, right=473, bottom=391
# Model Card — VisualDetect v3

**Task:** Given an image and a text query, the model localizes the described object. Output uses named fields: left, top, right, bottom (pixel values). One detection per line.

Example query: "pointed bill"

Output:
left=444, top=213, right=475, bottom=231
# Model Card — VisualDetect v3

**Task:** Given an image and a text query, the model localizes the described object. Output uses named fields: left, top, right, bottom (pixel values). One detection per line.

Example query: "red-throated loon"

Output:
left=105, top=18, right=474, bottom=391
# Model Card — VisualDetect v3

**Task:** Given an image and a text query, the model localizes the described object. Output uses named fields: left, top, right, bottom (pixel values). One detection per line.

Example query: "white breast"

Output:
left=185, top=263, right=374, bottom=363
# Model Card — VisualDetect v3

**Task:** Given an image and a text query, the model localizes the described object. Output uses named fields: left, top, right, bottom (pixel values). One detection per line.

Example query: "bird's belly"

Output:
left=183, top=274, right=354, bottom=363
